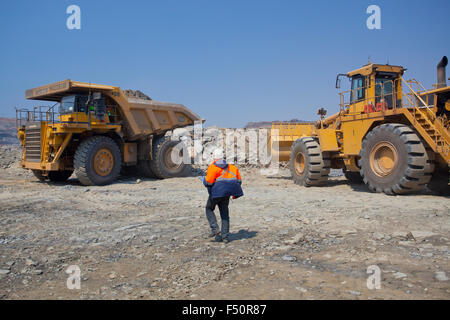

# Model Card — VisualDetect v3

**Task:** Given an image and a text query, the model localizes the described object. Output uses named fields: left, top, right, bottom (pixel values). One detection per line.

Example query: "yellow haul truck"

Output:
left=272, top=57, right=450, bottom=195
left=16, top=80, right=202, bottom=185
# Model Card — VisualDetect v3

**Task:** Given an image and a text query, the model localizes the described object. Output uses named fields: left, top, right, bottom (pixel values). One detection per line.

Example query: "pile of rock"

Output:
left=169, top=126, right=272, bottom=168
left=0, top=145, right=22, bottom=169
left=123, top=90, right=152, bottom=101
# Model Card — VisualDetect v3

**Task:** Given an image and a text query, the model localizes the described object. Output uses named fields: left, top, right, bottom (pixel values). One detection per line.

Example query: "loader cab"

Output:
left=339, top=63, right=404, bottom=114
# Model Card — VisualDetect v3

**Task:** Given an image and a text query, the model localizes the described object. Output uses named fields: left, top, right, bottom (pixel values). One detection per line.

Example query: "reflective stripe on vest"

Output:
left=216, top=167, right=238, bottom=181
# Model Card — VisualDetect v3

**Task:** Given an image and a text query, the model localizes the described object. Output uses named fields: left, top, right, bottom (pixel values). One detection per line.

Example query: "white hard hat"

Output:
left=212, top=148, right=224, bottom=160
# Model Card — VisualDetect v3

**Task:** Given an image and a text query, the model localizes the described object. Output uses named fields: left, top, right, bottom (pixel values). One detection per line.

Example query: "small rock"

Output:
left=374, top=232, right=384, bottom=240
left=31, top=270, right=43, bottom=275
left=109, top=272, right=117, bottom=279
left=434, top=271, right=449, bottom=282
left=285, top=233, right=304, bottom=245
left=392, top=231, right=408, bottom=239
left=349, top=290, right=361, bottom=296
left=411, top=231, right=438, bottom=242
left=295, top=287, right=307, bottom=293
left=282, top=255, right=297, bottom=262
left=406, top=232, right=415, bottom=241
left=25, top=258, right=36, bottom=266
left=0, top=269, right=11, bottom=275
left=393, top=272, right=407, bottom=279
left=136, top=179, right=142, bottom=184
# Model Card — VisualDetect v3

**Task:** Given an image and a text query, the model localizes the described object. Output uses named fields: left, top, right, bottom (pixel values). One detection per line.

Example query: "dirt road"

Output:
left=0, top=146, right=449, bottom=299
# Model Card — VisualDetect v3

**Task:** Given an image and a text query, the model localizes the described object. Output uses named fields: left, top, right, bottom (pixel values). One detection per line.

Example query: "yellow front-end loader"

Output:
left=271, top=57, right=450, bottom=195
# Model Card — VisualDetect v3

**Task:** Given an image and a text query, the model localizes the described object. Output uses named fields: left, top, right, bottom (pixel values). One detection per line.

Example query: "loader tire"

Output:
left=149, top=136, right=191, bottom=179
left=359, top=123, right=432, bottom=195
left=137, top=160, right=157, bottom=178
left=427, top=166, right=449, bottom=196
left=32, top=170, right=46, bottom=182
left=48, top=170, right=73, bottom=182
left=344, top=168, right=364, bottom=184
left=74, top=136, right=121, bottom=186
left=289, top=137, right=330, bottom=187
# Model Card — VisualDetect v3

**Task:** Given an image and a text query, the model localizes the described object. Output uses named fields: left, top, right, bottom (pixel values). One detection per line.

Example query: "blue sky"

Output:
left=0, top=0, right=449, bottom=127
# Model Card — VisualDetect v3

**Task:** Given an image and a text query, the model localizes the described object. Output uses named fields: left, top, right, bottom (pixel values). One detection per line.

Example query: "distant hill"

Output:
left=244, top=119, right=311, bottom=129
left=0, top=117, right=18, bottom=144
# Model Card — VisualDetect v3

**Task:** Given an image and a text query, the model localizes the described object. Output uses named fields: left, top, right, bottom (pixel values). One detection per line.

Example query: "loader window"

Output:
left=350, top=76, right=365, bottom=103
left=375, top=77, right=394, bottom=109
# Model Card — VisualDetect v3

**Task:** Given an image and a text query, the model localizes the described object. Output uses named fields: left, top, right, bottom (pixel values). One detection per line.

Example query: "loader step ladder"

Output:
left=402, top=78, right=450, bottom=163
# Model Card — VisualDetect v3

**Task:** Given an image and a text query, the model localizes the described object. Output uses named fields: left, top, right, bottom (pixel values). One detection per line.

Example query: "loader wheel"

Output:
left=137, top=160, right=157, bottom=178
left=427, top=167, right=449, bottom=196
left=48, top=170, right=73, bottom=182
left=32, top=170, right=46, bottom=182
left=74, top=136, right=121, bottom=186
left=343, top=168, right=364, bottom=184
left=149, top=136, right=191, bottom=179
left=359, top=123, right=432, bottom=195
left=289, top=137, right=330, bottom=186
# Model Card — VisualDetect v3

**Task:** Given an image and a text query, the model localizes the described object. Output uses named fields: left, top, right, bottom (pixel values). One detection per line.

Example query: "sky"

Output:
left=0, top=0, right=449, bottom=128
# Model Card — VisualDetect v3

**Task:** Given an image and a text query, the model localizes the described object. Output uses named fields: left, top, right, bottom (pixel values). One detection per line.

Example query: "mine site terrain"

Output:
left=0, top=144, right=449, bottom=300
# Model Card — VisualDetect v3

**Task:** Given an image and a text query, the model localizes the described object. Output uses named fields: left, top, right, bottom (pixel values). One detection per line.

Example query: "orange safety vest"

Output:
left=205, top=160, right=241, bottom=185
left=204, top=160, right=243, bottom=199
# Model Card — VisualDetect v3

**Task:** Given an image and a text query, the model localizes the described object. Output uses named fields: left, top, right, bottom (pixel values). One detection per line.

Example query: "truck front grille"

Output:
left=25, top=127, right=41, bottom=162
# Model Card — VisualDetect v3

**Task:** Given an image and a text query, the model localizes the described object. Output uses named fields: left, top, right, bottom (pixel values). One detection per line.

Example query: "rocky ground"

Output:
left=0, top=144, right=449, bottom=300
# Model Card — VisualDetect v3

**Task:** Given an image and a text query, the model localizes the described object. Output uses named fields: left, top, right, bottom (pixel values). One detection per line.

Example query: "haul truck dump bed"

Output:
left=17, top=79, right=203, bottom=185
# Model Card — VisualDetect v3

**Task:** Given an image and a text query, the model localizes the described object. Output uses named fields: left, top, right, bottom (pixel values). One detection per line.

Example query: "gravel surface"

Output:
left=0, top=145, right=449, bottom=300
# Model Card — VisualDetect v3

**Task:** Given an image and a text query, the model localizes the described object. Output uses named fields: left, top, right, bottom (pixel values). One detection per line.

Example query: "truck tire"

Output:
left=32, top=170, right=46, bottom=182
left=359, top=123, right=432, bottom=195
left=137, top=160, right=157, bottom=178
left=428, top=166, right=449, bottom=196
left=74, top=136, right=121, bottom=186
left=149, top=136, right=191, bottom=179
left=289, top=137, right=330, bottom=186
left=344, top=168, right=364, bottom=184
left=48, top=170, right=73, bottom=182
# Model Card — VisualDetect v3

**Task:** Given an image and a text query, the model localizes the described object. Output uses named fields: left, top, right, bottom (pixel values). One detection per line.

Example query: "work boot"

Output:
left=212, top=234, right=223, bottom=242
left=208, top=230, right=220, bottom=238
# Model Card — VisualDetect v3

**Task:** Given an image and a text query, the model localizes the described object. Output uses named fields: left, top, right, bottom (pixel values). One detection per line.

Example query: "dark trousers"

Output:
left=205, top=196, right=230, bottom=239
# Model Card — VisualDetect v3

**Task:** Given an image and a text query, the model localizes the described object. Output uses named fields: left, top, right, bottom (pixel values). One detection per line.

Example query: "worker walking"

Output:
left=202, top=149, right=243, bottom=243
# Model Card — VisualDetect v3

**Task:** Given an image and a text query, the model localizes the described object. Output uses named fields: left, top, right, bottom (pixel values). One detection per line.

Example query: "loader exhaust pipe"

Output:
left=437, top=56, right=448, bottom=88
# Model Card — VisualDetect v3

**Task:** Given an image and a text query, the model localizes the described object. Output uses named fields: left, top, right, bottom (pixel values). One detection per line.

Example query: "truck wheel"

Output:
left=32, top=170, right=46, bottom=182
left=359, top=123, right=432, bottom=195
left=289, top=137, right=330, bottom=186
left=48, top=170, right=73, bottom=182
left=150, top=136, right=191, bottom=179
left=428, top=166, right=449, bottom=196
left=74, top=136, right=121, bottom=186
left=137, top=160, right=157, bottom=178
left=344, top=168, right=364, bottom=184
